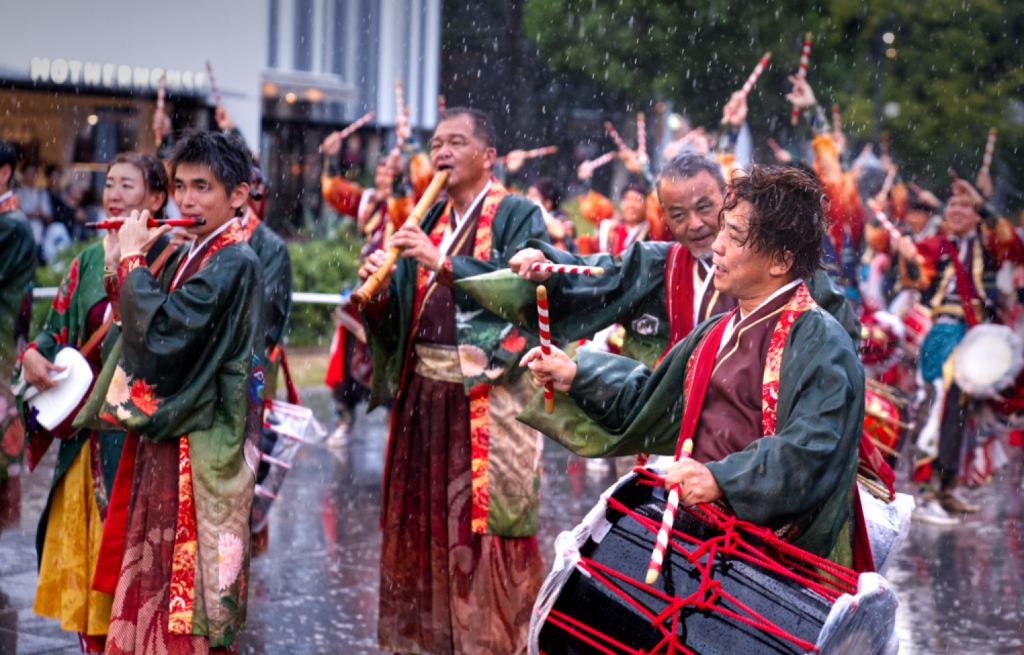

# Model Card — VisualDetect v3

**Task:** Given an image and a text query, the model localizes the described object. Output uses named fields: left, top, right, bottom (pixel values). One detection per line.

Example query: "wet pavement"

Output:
left=1, top=387, right=1023, bottom=654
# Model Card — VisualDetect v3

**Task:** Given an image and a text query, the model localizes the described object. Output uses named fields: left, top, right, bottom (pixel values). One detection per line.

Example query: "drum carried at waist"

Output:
left=954, top=324, right=1024, bottom=399
left=19, top=347, right=96, bottom=441
left=530, top=470, right=900, bottom=655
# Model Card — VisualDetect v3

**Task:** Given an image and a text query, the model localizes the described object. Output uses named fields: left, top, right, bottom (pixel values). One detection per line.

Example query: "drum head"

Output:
left=954, top=324, right=1024, bottom=398
left=27, top=348, right=95, bottom=434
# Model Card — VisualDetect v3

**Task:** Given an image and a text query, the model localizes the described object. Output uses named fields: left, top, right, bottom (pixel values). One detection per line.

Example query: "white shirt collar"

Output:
left=452, top=180, right=492, bottom=226
left=718, top=279, right=802, bottom=355
left=0, top=190, right=12, bottom=204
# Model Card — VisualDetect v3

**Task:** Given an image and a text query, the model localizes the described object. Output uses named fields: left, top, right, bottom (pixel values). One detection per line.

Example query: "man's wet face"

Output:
left=429, top=114, right=490, bottom=193
left=658, top=170, right=724, bottom=259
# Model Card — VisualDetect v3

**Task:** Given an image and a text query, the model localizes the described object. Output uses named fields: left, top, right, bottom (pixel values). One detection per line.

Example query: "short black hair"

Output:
left=657, top=153, right=727, bottom=197
left=169, top=129, right=252, bottom=196
left=438, top=107, right=497, bottom=150
left=0, top=141, right=16, bottom=177
left=721, top=165, right=829, bottom=280
left=530, top=177, right=562, bottom=209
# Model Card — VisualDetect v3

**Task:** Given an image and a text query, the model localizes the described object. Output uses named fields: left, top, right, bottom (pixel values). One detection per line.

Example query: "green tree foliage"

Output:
left=524, top=0, right=1024, bottom=192
left=286, top=224, right=361, bottom=347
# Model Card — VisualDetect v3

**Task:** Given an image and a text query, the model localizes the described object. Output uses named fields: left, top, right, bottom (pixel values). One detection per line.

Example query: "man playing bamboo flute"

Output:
left=87, top=130, right=264, bottom=654
left=521, top=166, right=866, bottom=568
left=461, top=153, right=857, bottom=369
left=357, top=107, right=548, bottom=655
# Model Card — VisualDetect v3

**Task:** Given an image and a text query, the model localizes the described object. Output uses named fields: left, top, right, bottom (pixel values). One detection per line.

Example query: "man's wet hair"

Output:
left=657, top=153, right=727, bottom=196
left=721, top=165, right=829, bottom=280
left=0, top=140, right=16, bottom=177
left=170, top=130, right=252, bottom=196
left=438, top=107, right=497, bottom=150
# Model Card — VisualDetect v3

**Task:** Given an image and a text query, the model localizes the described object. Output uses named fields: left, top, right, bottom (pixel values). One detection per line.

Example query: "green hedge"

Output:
left=286, top=221, right=362, bottom=347
left=31, top=239, right=100, bottom=336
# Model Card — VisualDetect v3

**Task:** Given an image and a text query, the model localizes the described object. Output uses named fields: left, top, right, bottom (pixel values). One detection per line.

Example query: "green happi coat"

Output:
left=365, top=187, right=550, bottom=536
left=1, top=209, right=36, bottom=481
left=456, top=239, right=860, bottom=367
left=245, top=218, right=292, bottom=349
left=77, top=225, right=264, bottom=646
left=518, top=305, right=865, bottom=565
left=17, top=242, right=126, bottom=561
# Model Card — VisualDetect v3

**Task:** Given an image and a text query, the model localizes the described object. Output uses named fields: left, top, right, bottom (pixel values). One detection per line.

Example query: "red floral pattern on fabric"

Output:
left=241, top=212, right=261, bottom=243
left=52, top=258, right=79, bottom=315
left=168, top=437, right=197, bottom=635
left=469, top=385, right=492, bottom=533
left=117, top=254, right=146, bottom=288
left=0, top=193, right=19, bottom=213
left=129, top=379, right=161, bottom=416
left=501, top=331, right=527, bottom=353
left=761, top=283, right=817, bottom=436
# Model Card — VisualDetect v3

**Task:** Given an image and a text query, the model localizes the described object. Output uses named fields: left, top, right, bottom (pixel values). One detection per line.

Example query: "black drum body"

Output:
left=538, top=475, right=833, bottom=655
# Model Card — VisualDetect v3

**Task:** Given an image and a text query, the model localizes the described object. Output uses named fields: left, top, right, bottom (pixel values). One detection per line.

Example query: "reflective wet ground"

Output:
left=2, top=388, right=1023, bottom=654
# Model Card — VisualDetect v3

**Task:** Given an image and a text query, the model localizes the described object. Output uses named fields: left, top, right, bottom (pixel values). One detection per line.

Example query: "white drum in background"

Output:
left=954, top=324, right=1024, bottom=399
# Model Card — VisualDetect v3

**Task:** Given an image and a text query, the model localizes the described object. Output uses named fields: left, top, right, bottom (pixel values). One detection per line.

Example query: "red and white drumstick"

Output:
left=496, top=146, right=558, bottom=164
left=530, top=263, right=605, bottom=276
left=438, top=94, right=446, bottom=117
left=536, top=286, right=555, bottom=414
left=637, top=112, right=647, bottom=162
left=260, top=452, right=292, bottom=470
left=723, top=52, right=771, bottom=124
left=263, top=421, right=306, bottom=443
left=791, top=33, right=813, bottom=125
left=980, top=127, right=997, bottom=176
left=334, top=111, right=376, bottom=142
left=583, top=151, right=618, bottom=173
left=205, top=60, right=221, bottom=108
left=646, top=438, right=693, bottom=585
left=155, top=73, right=166, bottom=146
left=832, top=103, right=842, bottom=134
left=254, top=484, right=277, bottom=500
left=604, top=121, right=629, bottom=152
left=868, top=202, right=902, bottom=243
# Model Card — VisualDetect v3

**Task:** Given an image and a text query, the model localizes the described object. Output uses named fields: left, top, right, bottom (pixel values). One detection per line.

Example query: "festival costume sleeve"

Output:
left=518, top=321, right=715, bottom=458
left=249, top=224, right=293, bottom=347
left=94, top=247, right=264, bottom=441
left=455, top=239, right=672, bottom=344
left=1, top=216, right=37, bottom=474
left=519, top=309, right=863, bottom=560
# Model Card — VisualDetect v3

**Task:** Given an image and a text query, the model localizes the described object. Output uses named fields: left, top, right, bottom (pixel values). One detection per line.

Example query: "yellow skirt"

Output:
left=33, top=441, right=113, bottom=636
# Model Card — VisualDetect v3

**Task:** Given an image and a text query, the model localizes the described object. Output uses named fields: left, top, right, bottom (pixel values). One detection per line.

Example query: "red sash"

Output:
left=656, top=244, right=696, bottom=368
left=938, top=236, right=982, bottom=328
left=675, top=310, right=735, bottom=459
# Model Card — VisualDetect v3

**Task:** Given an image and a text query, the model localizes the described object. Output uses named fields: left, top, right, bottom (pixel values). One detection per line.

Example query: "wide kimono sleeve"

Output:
left=517, top=319, right=717, bottom=457
left=704, top=309, right=863, bottom=558
left=455, top=238, right=672, bottom=343
left=251, top=224, right=293, bottom=348
left=88, top=246, right=264, bottom=441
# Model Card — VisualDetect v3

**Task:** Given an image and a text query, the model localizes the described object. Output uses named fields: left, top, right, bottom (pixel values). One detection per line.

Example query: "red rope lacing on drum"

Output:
left=541, top=467, right=859, bottom=655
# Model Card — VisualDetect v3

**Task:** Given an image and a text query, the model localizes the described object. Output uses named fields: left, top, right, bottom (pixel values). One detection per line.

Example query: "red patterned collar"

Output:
left=172, top=219, right=245, bottom=289
left=241, top=209, right=262, bottom=243
left=0, top=191, right=19, bottom=214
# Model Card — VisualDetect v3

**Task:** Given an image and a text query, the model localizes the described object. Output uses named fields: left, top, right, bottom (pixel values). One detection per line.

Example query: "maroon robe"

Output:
left=379, top=204, right=543, bottom=655
left=691, top=284, right=798, bottom=464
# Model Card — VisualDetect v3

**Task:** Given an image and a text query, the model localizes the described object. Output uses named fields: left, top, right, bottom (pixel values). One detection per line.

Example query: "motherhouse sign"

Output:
left=28, top=56, right=207, bottom=93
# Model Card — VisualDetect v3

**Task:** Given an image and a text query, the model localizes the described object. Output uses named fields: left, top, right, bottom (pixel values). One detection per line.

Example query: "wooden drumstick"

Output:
left=536, top=286, right=555, bottom=414
left=350, top=171, right=449, bottom=308
left=646, top=438, right=693, bottom=585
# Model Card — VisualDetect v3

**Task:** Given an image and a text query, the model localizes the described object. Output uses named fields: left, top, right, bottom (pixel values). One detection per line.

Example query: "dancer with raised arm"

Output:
left=520, top=166, right=868, bottom=569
